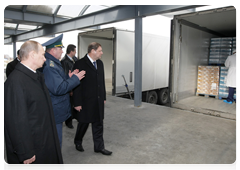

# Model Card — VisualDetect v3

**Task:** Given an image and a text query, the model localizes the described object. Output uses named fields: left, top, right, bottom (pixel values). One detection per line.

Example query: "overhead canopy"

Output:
left=4, top=5, right=114, bottom=39
left=4, top=5, right=204, bottom=44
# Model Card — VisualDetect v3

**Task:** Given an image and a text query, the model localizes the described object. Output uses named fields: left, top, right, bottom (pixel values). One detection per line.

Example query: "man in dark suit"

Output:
left=4, top=40, right=63, bottom=164
left=73, top=42, right=112, bottom=155
left=6, top=50, right=20, bottom=78
left=61, top=44, right=78, bottom=128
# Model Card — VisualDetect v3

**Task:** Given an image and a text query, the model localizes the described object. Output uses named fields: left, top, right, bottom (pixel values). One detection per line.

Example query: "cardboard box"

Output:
left=197, top=66, right=219, bottom=95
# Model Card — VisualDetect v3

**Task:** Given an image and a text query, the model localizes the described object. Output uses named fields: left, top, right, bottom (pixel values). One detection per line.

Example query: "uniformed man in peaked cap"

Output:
left=42, top=34, right=65, bottom=49
left=41, top=34, right=86, bottom=148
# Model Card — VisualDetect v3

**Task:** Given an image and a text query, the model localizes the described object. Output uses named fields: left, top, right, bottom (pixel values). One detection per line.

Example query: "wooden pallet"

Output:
left=196, top=93, right=218, bottom=99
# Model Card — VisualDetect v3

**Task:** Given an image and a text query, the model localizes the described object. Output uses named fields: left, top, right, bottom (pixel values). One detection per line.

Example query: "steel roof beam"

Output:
left=53, top=5, right=62, bottom=16
left=4, top=9, right=67, bottom=25
left=53, top=5, right=62, bottom=24
left=22, top=5, right=27, bottom=13
left=5, top=5, right=204, bottom=44
left=5, top=28, right=26, bottom=35
left=79, top=5, right=90, bottom=16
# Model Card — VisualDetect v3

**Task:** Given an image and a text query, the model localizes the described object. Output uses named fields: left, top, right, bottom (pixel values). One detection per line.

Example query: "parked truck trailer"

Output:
left=169, top=6, right=236, bottom=119
left=77, top=27, right=170, bottom=105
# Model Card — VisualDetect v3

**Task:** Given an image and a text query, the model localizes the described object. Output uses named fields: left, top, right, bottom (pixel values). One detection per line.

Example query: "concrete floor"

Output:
left=178, top=96, right=236, bottom=115
left=5, top=96, right=238, bottom=170
left=174, top=96, right=236, bottom=120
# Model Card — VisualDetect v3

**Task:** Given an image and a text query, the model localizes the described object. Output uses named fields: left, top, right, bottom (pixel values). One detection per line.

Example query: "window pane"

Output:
left=84, top=5, right=108, bottom=15
left=27, top=5, right=58, bottom=15
left=4, top=23, right=17, bottom=29
left=57, top=5, right=85, bottom=17
left=18, top=24, right=37, bottom=30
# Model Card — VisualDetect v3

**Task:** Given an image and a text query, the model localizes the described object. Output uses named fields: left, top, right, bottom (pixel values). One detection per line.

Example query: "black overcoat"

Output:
left=61, top=54, right=75, bottom=75
left=4, top=63, right=63, bottom=164
left=72, top=54, right=106, bottom=123
left=60, top=54, right=78, bottom=119
left=6, top=58, right=19, bottom=78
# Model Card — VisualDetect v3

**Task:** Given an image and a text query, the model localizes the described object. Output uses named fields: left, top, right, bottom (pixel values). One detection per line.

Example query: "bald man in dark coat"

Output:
left=4, top=41, right=63, bottom=164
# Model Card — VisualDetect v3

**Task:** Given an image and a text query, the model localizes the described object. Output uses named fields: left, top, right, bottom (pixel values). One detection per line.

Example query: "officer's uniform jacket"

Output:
left=42, top=52, right=80, bottom=124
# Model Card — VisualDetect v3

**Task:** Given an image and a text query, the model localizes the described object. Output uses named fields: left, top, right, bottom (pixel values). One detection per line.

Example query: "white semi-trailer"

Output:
left=77, top=27, right=170, bottom=105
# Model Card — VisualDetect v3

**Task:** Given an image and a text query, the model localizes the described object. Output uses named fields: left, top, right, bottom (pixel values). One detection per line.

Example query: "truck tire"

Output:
left=146, top=91, right=158, bottom=104
left=158, top=88, right=169, bottom=105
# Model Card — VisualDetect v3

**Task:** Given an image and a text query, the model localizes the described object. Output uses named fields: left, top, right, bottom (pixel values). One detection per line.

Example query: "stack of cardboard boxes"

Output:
left=197, top=66, right=219, bottom=97
left=196, top=37, right=236, bottom=99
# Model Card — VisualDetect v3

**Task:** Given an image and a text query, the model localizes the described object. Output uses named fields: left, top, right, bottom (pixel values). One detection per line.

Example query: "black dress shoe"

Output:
left=76, top=144, right=84, bottom=152
left=95, top=149, right=112, bottom=155
left=66, top=124, right=74, bottom=129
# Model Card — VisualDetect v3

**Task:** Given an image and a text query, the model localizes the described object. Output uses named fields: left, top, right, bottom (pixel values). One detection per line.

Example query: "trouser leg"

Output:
left=92, top=121, right=104, bottom=151
left=227, top=87, right=235, bottom=102
left=65, top=116, right=73, bottom=126
left=56, top=123, right=63, bottom=148
left=74, top=122, right=89, bottom=145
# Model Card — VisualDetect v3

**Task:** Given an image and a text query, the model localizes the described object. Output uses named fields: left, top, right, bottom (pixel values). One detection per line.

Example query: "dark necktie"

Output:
left=93, top=61, right=97, bottom=69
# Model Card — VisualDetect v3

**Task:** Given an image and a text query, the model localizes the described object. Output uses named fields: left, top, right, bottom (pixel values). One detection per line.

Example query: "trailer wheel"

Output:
left=146, top=91, right=158, bottom=104
left=158, top=88, right=169, bottom=105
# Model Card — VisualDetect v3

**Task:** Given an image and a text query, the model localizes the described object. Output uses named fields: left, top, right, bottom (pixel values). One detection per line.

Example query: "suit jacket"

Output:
left=73, top=54, right=106, bottom=123
left=6, top=58, right=20, bottom=78
left=4, top=63, right=63, bottom=164
left=42, top=52, right=80, bottom=124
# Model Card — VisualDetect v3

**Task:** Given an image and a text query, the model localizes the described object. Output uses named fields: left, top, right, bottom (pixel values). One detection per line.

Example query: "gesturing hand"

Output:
left=23, top=155, right=36, bottom=164
left=69, top=69, right=79, bottom=78
left=74, top=106, right=82, bottom=112
left=75, top=70, right=86, bottom=80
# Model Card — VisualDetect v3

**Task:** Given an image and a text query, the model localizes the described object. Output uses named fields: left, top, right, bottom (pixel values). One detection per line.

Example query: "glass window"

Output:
left=57, top=5, right=85, bottom=18
left=4, top=23, right=17, bottom=29
left=18, top=24, right=37, bottom=31
left=26, top=5, right=58, bottom=15
left=84, top=5, right=108, bottom=15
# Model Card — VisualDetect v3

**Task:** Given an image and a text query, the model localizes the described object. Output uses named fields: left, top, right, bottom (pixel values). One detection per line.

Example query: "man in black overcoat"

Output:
left=4, top=41, right=63, bottom=164
left=61, top=44, right=78, bottom=128
left=73, top=42, right=112, bottom=155
left=6, top=50, right=20, bottom=78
